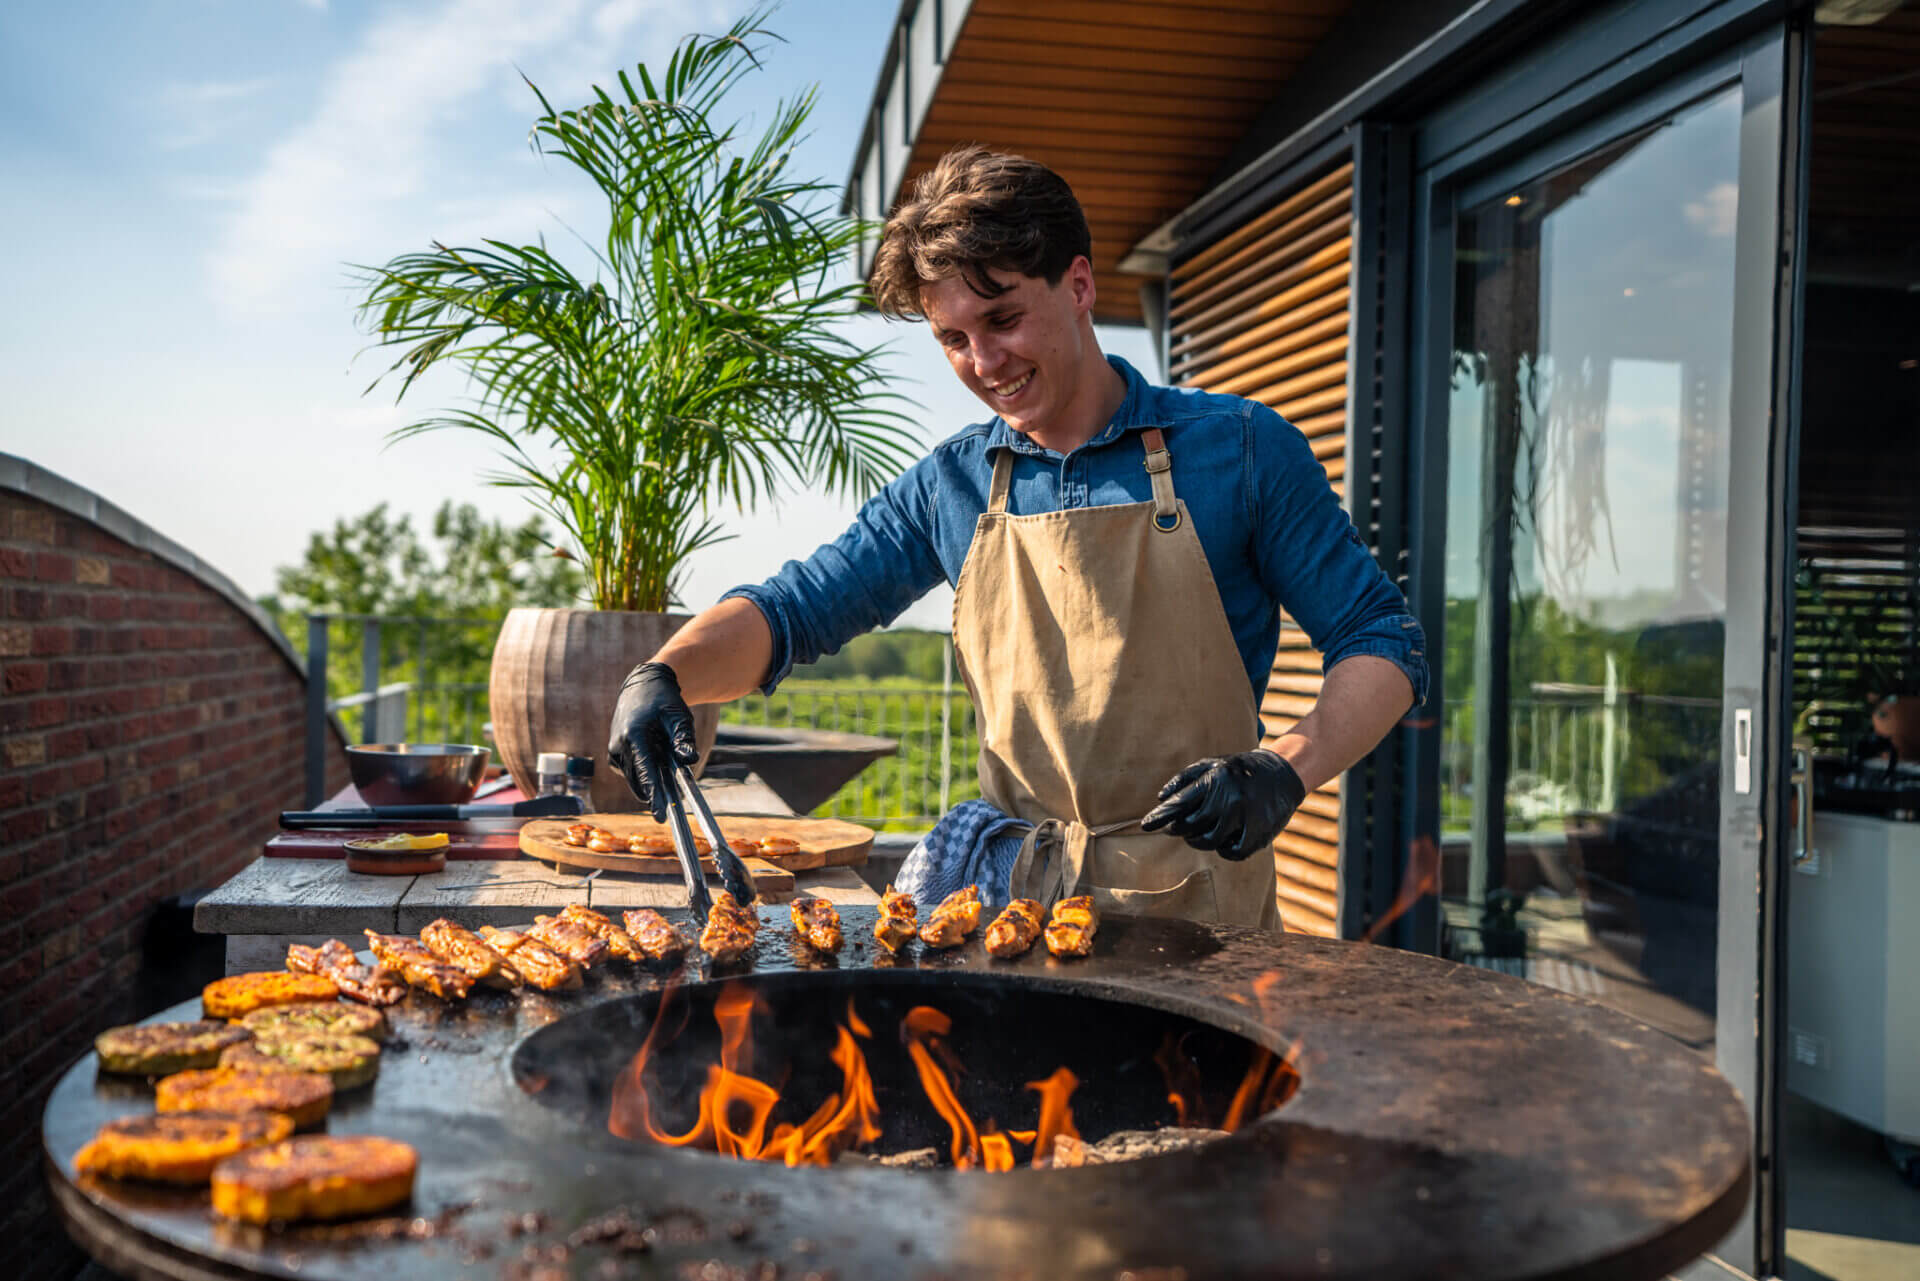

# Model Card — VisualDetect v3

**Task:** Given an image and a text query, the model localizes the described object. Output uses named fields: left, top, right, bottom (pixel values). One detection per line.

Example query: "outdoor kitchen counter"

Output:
left=196, top=857, right=879, bottom=974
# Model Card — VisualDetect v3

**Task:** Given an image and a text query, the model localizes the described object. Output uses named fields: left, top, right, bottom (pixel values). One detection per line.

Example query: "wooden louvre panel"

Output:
left=1169, top=160, right=1354, bottom=937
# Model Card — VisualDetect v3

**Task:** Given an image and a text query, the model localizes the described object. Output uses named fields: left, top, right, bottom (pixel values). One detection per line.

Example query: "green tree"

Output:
left=261, top=501, right=586, bottom=705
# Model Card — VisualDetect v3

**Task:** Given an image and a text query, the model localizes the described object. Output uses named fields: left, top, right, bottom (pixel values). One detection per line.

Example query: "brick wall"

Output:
left=0, top=485, right=347, bottom=1280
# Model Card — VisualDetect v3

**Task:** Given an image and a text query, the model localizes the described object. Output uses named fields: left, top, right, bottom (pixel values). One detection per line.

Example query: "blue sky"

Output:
left=0, top=0, right=1154, bottom=629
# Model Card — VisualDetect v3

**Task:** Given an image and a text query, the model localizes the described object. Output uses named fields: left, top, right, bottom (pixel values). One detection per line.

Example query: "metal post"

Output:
left=939, top=635, right=954, bottom=814
left=361, top=618, right=382, bottom=744
left=415, top=621, right=428, bottom=740
left=305, top=616, right=329, bottom=807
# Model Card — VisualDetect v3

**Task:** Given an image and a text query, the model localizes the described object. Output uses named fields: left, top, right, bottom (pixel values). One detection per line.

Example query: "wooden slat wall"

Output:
left=1169, top=160, right=1355, bottom=936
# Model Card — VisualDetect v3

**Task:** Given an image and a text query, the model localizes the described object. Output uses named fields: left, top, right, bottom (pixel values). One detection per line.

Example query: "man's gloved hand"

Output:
left=606, top=661, right=698, bottom=821
left=1140, top=750, right=1308, bottom=861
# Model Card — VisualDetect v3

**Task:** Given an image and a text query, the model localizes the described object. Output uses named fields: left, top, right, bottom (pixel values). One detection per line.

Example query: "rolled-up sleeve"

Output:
left=720, top=458, right=947, bottom=694
left=1246, top=404, right=1430, bottom=708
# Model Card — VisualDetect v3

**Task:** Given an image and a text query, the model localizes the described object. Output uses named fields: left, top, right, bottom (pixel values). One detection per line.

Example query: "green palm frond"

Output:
left=354, top=7, right=917, bottom=612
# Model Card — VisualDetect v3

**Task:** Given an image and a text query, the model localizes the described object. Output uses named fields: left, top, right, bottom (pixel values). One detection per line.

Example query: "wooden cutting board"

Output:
left=519, top=813, right=873, bottom=875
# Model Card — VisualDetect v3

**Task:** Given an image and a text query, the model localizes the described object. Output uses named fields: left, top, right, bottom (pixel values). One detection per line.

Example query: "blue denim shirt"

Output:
left=724, top=356, right=1428, bottom=716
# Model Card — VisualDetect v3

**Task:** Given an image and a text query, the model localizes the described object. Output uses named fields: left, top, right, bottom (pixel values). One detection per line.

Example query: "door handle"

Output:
left=1790, top=746, right=1817, bottom=868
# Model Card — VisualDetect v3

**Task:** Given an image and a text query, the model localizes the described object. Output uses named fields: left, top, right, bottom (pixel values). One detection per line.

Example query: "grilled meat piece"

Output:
left=789, top=896, right=843, bottom=952
left=699, top=890, right=759, bottom=965
left=984, top=898, right=1045, bottom=958
left=420, top=919, right=523, bottom=989
left=1044, top=895, right=1099, bottom=958
left=76, top=1111, right=294, bottom=1185
left=560, top=904, right=644, bottom=961
left=363, top=931, right=475, bottom=1001
left=211, top=1135, right=417, bottom=1225
left=919, top=884, right=983, bottom=949
left=286, top=940, right=406, bottom=1008
left=156, top=1067, right=333, bottom=1130
left=563, top=822, right=596, bottom=847
left=203, top=972, right=340, bottom=1021
left=477, top=927, right=582, bottom=991
left=874, top=884, right=918, bottom=954
left=586, top=828, right=622, bottom=853
left=757, top=834, right=802, bottom=858
left=528, top=915, right=612, bottom=968
left=94, top=1021, right=252, bottom=1075
left=620, top=909, right=691, bottom=963
left=628, top=831, right=676, bottom=856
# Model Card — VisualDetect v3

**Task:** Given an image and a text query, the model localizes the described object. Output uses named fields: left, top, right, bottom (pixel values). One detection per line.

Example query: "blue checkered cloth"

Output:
left=894, top=799, right=1031, bottom=911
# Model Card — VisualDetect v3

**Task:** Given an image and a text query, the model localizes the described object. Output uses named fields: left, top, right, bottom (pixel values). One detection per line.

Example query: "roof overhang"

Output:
left=843, top=0, right=1356, bottom=325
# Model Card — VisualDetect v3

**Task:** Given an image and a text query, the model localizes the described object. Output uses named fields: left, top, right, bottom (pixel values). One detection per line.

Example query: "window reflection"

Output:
left=1439, top=89, right=1740, bottom=1051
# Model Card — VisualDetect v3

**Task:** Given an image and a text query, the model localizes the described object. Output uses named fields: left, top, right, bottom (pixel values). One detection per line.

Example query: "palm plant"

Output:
left=356, top=11, right=918, bottom=611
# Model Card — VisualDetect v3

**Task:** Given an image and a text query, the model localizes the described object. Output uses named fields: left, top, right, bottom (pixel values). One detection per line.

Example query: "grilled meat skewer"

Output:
left=699, top=890, right=758, bottom=965
left=528, top=915, right=611, bottom=968
left=477, top=927, right=582, bottom=991
left=874, top=885, right=918, bottom=954
left=419, top=919, right=523, bottom=989
left=621, top=909, right=691, bottom=963
left=919, top=884, right=983, bottom=949
left=286, top=940, right=406, bottom=1007
left=363, top=931, right=474, bottom=1001
left=789, top=896, right=843, bottom=953
left=1044, top=895, right=1100, bottom=958
left=984, top=898, right=1045, bottom=958
left=560, top=904, right=644, bottom=962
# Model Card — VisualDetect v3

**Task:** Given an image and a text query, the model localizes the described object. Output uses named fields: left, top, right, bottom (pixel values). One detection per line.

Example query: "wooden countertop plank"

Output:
left=194, top=858, right=411, bottom=935
left=395, top=859, right=589, bottom=932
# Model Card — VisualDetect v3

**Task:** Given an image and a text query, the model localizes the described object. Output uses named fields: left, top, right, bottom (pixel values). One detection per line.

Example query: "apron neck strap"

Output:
left=1141, top=428, right=1178, bottom=523
left=987, top=429, right=1177, bottom=518
left=987, top=448, right=1015, bottom=514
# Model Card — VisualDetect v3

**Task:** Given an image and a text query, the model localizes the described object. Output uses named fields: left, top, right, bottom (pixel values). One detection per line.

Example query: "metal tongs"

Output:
left=651, top=750, right=756, bottom=924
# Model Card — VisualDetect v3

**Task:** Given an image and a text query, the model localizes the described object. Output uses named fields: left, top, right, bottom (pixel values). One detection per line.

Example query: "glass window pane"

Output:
left=1439, top=88, right=1741, bottom=1053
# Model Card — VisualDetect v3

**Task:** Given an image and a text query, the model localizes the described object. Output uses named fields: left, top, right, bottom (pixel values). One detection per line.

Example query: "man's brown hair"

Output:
left=868, top=146, right=1092, bottom=319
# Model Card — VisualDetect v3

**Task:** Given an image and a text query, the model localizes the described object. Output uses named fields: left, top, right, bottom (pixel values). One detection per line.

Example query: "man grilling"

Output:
left=609, top=147, right=1427, bottom=929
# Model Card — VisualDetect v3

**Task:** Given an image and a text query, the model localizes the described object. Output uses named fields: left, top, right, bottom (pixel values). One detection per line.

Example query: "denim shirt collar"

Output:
left=985, top=355, right=1153, bottom=460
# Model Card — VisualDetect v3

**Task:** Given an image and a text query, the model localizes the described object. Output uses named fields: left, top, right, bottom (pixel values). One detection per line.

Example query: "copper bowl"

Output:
left=345, top=743, right=489, bottom=806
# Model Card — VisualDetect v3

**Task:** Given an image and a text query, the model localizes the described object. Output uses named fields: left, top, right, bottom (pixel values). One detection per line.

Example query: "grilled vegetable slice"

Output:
left=239, top=1001, right=387, bottom=1044
left=789, top=896, right=843, bottom=952
left=875, top=884, right=918, bottom=954
left=211, top=1135, right=417, bottom=1224
left=203, top=972, right=340, bottom=1020
left=156, top=1067, right=333, bottom=1130
left=94, top=1021, right=252, bottom=1075
left=477, top=927, right=582, bottom=991
left=75, top=1112, right=293, bottom=1184
left=984, top=898, right=1045, bottom=959
left=286, top=940, right=407, bottom=1007
left=420, top=918, right=523, bottom=989
left=919, top=884, right=983, bottom=949
left=528, top=915, right=611, bottom=967
left=363, top=931, right=475, bottom=1000
left=699, top=890, right=758, bottom=964
left=220, top=1034, right=382, bottom=1091
left=621, top=909, right=691, bottom=963
left=1044, top=895, right=1099, bottom=958
left=560, top=904, right=644, bottom=961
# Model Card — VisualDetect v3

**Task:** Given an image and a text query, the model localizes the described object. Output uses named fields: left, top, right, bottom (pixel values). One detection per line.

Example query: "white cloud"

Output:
left=1683, top=181, right=1738, bottom=239
left=207, top=0, right=720, bottom=317
left=157, top=77, right=275, bottom=150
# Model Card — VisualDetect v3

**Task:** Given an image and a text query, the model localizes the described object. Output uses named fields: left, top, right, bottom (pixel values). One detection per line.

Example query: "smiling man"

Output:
left=609, top=147, right=1427, bottom=929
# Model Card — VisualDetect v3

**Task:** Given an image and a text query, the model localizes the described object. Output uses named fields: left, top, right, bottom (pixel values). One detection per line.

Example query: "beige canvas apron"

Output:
left=951, top=427, right=1281, bottom=929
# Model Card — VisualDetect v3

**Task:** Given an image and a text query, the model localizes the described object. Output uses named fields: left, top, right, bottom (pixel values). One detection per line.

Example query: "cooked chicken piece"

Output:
left=563, top=822, right=596, bottom=847
left=627, top=832, right=675, bottom=856
left=757, top=834, right=802, bottom=858
left=419, top=919, right=523, bottom=989
left=286, top=940, right=406, bottom=1007
left=621, top=909, right=691, bottom=963
left=919, top=884, right=983, bottom=949
left=586, top=828, right=622, bottom=854
left=528, top=915, right=611, bottom=968
left=699, top=890, right=758, bottom=965
left=984, top=898, right=1045, bottom=958
left=1044, top=895, right=1099, bottom=958
left=477, top=927, right=582, bottom=991
left=789, top=896, right=843, bottom=953
left=362, top=931, right=474, bottom=1001
left=560, top=904, right=643, bottom=961
left=874, top=885, right=918, bottom=954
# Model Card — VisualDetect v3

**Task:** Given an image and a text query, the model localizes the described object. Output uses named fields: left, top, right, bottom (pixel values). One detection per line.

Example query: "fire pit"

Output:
left=44, top=910, right=1751, bottom=1280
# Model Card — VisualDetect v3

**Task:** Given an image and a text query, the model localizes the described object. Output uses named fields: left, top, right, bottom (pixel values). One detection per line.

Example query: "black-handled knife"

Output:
left=278, top=795, right=585, bottom=829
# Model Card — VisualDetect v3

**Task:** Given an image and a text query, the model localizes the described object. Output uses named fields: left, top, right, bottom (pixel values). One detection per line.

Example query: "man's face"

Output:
left=921, top=259, right=1097, bottom=439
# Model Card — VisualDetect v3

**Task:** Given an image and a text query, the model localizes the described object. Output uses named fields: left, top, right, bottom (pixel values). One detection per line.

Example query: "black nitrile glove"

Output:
left=606, top=661, right=698, bottom=821
left=1140, top=750, right=1308, bottom=861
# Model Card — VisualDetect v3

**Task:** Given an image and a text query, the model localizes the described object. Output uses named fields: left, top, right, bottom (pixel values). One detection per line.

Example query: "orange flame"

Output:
left=1361, top=835, right=1441, bottom=944
left=1026, top=1067, right=1081, bottom=1166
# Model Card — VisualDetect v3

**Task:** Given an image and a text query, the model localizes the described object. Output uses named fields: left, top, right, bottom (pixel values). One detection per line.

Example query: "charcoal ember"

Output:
left=1088, top=1128, right=1229, bottom=1163
left=835, top=1146, right=939, bottom=1169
